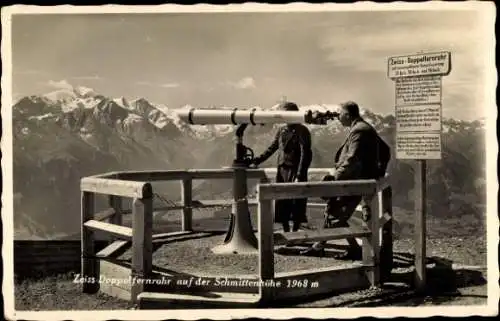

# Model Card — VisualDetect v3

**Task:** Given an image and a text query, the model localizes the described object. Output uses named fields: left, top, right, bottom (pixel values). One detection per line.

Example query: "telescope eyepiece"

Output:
left=305, top=110, right=340, bottom=124
left=327, top=111, right=340, bottom=119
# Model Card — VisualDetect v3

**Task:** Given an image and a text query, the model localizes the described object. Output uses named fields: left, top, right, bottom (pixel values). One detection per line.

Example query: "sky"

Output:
left=10, top=7, right=495, bottom=120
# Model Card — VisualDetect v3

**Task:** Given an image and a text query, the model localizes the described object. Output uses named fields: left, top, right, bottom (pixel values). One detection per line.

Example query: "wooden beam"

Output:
left=153, top=200, right=335, bottom=213
left=275, top=227, right=371, bottom=246
left=117, top=168, right=238, bottom=181
left=93, top=167, right=336, bottom=183
left=90, top=171, right=121, bottom=179
left=188, top=169, right=236, bottom=180
left=248, top=167, right=332, bottom=176
left=380, top=186, right=393, bottom=283
left=414, top=160, right=427, bottom=292
left=258, top=180, right=377, bottom=200
left=273, top=264, right=370, bottom=301
left=362, top=193, right=381, bottom=287
left=96, top=240, right=130, bottom=258
left=151, top=231, right=194, bottom=240
left=246, top=167, right=334, bottom=181
left=180, top=178, right=193, bottom=231
left=109, top=195, right=123, bottom=226
left=84, top=220, right=133, bottom=239
left=191, top=199, right=232, bottom=207
left=81, top=177, right=152, bottom=199
left=131, top=197, right=153, bottom=303
left=257, top=186, right=275, bottom=303
left=117, top=170, right=189, bottom=181
left=99, top=260, right=133, bottom=300
left=81, top=191, right=99, bottom=294
left=137, top=292, right=261, bottom=309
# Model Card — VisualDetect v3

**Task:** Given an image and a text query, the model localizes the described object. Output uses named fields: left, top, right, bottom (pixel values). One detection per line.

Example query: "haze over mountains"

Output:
left=11, top=86, right=486, bottom=239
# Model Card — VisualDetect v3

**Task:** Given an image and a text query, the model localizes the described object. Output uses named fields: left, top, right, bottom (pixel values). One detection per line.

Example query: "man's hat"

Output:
left=279, top=101, right=299, bottom=111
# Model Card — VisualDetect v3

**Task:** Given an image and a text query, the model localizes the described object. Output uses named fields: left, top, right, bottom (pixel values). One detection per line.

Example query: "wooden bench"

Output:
left=273, top=226, right=371, bottom=246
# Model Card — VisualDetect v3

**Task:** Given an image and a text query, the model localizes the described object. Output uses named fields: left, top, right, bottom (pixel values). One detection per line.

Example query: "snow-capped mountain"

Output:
left=11, top=86, right=486, bottom=239
left=14, top=85, right=398, bottom=142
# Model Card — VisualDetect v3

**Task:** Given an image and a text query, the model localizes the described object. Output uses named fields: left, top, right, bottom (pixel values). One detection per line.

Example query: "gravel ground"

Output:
left=15, top=273, right=135, bottom=311
left=116, top=233, right=487, bottom=276
left=118, top=232, right=358, bottom=276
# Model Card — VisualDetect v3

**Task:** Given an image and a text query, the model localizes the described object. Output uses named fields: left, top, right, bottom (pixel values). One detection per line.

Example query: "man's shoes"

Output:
left=333, top=248, right=362, bottom=260
left=299, top=242, right=326, bottom=257
left=299, top=246, right=325, bottom=257
left=323, top=215, right=349, bottom=229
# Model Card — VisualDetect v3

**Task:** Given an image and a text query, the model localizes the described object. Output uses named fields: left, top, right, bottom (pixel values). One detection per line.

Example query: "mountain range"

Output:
left=10, top=86, right=487, bottom=239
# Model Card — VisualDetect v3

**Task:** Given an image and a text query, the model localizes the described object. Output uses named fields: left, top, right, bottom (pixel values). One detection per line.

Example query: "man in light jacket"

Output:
left=300, top=101, right=390, bottom=258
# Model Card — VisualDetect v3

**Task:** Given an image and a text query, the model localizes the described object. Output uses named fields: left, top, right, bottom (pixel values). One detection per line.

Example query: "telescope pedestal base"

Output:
left=211, top=204, right=259, bottom=255
left=211, top=158, right=259, bottom=255
left=211, top=238, right=259, bottom=255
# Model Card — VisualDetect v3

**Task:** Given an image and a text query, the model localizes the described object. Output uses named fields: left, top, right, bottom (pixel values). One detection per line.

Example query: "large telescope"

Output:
left=174, top=106, right=339, bottom=255
left=176, top=108, right=339, bottom=126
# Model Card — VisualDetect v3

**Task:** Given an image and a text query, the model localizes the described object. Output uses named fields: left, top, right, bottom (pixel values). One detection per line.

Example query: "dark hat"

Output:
left=279, top=101, right=299, bottom=111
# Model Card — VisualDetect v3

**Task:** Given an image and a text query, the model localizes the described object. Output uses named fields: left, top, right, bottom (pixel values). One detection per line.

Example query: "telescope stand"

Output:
left=212, top=124, right=259, bottom=255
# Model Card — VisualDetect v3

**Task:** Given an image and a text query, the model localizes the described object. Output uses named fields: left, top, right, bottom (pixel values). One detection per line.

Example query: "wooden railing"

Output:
left=80, top=168, right=392, bottom=303
left=255, top=176, right=392, bottom=301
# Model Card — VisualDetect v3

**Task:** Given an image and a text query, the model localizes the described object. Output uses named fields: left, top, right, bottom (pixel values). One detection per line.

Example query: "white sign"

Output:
left=396, top=104, right=441, bottom=132
left=396, top=132, right=442, bottom=160
left=388, top=51, right=451, bottom=79
left=388, top=51, right=451, bottom=160
left=396, top=75, right=441, bottom=106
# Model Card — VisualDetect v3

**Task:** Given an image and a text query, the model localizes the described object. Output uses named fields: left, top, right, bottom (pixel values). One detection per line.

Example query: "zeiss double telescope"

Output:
left=175, top=106, right=339, bottom=255
left=176, top=108, right=339, bottom=126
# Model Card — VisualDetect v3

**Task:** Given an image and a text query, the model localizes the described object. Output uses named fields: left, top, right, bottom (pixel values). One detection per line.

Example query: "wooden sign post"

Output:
left=387, top=51, right=452, bottom=292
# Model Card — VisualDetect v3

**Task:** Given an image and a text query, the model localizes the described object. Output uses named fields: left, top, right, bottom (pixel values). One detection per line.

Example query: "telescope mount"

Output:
left=211, top=123, right=259, bottom=255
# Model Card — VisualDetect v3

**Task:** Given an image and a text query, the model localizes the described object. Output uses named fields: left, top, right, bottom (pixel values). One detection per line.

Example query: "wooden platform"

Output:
left=100, top=258, right=372, bottom=308
left=80, top=169, right=392, bottom=309
left=137, top=292, right=261, bottom=309
left=97, top=232, right=373, bottom=308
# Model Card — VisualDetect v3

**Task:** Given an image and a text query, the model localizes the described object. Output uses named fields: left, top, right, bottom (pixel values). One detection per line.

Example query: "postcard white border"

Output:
left=2, top=2, right=498, bottom=320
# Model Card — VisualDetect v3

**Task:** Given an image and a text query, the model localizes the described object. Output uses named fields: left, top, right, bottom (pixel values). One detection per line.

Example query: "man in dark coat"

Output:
left=300, top=101, right=390, bottom=258
left=251, top=101, right=313, bottom=232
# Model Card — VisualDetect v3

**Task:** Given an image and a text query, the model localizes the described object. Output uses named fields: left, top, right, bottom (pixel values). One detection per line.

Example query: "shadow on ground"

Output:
left=330, top=253, right=487, bottom=307
left=269, top=250, right=487, bottom=308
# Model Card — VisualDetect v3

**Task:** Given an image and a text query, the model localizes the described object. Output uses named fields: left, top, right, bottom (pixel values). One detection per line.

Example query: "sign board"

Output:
left=388, top=51, right=450, bottom=160
left=396, top=132, right=442, bottom=160
left=396, top=75, right=442, bottom=106
left=387, top=51, right=451, bottom=294
left=388, top=51, right=451, bottom=79
left=396, top=104, right=442, bottom=132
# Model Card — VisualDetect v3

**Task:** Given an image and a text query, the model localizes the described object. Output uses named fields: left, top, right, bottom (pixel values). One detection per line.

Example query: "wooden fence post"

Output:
left=181, top=178, right=193, bottom=231
left=380, top=186, right=393, bottom=283
left=362, top=193, right=380, bottom=287
left=131, top=195, right=153, bottom=302
left=415, top=160, right=427, bottom=292
left=257, top=186, right=274, bottom=304
left=81, top=191, right=99, bottom=293
left=109, top=195, right=123, bottom=226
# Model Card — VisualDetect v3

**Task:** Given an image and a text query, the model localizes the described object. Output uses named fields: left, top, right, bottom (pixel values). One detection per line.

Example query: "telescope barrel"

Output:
left=176, top=108, right=338, bottom=125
